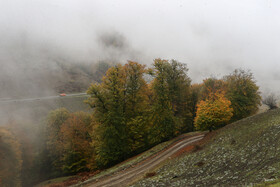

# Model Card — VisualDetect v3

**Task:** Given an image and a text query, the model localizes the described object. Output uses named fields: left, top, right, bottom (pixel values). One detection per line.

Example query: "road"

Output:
left=76, top=134, right=204, bottom=187
left=0, top=93, right=87, bottom=103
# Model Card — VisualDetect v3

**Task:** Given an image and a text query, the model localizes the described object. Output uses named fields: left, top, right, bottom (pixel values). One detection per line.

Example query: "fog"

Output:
left=1, top=0, right=280, bottom=96
left=1, top=1, right=280, bottom=185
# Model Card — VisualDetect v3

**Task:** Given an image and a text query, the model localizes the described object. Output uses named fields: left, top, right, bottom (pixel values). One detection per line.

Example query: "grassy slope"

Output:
left=132, top=109, right=280, bottom=186
left=36, top=132, right=202, bottom=186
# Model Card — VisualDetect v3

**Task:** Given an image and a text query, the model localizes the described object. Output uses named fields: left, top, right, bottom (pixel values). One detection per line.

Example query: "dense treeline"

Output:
left=0, top=60, right=261, bottom=186
left=44, top=60, right=261, bottom=174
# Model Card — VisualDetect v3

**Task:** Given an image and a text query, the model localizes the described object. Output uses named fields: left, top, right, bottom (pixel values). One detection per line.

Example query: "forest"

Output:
left=0, top=59, right=261, bottom=186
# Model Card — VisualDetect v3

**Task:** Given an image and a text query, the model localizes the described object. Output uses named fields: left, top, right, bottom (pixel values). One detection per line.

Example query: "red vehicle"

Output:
left=59, top=93, right=67, bottom=97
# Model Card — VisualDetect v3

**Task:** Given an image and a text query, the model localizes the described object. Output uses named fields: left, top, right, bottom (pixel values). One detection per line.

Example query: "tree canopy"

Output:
left=224, top=69, right=261, bottom=121
left=194, top=92, right=233, bottom=131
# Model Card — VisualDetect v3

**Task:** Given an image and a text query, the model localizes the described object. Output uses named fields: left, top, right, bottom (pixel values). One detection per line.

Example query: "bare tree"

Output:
left=262, top=94, right=278, bottom=110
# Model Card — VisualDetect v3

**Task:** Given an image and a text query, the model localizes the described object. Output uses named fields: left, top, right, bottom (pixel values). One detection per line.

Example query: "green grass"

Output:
left=132, top=109, right=280, bottom=186
left=255, top=179, right=280, bottom=187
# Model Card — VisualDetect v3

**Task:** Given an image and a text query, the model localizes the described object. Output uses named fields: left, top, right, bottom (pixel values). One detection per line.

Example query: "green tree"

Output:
left=87, top=64, right=129, bottom=167
left=166, top=60, right=192, bottom=132
left=123, top=61, right=151, bottom=153
left=194, top=92, right=233, bottom=131
left=150, top=59, right=176, bottom=143
left=87, top=61, right=152, bottom=167
left=149, top=59, right=193, bottom=142
left=224, top=69, right=261, bottom=121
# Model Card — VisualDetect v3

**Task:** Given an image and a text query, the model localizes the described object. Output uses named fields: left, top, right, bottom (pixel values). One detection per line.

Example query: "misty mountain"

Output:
left=0, top=35, right=111, bottom=98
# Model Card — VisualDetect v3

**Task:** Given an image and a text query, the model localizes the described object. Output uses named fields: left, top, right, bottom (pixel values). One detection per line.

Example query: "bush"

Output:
left=262, top=94, right=278, bottom=110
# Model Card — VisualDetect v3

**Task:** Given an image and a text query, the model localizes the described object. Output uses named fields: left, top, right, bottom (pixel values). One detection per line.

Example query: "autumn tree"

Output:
left=0, top=127, right=22, bottom=187
left=87, top=64, right=129, bottom=167
left=189, top=83, right=203, bottom=130
left=7, top=121, right=38, bottom=187
left=87, top=61, right=150, bottom=167
left=46, top=108, right=70, bottom=172
left=200, top=77, right=226, bottom=100
left=59, top=112, right=95, bottom=174
left=149, top=59, right=192, bottom=142
left=123, top=61, right=151, bottom=153
left=149, top=59, right=176, bottom=143
left=224, top=69, right=261, bottom=121
left=167, top=60, right=192, bottom=132
left=194, top=92, right=233, bottom=131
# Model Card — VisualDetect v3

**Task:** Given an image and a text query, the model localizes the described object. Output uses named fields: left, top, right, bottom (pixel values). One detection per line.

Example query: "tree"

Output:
left=0, top=127, right=22, bottom=187
left=200, top=77, right=226, bottom=100
left=46, top=108, right=70, bottom=172
left=88, top=64, right=129, bottom=167
left=150, top=59, right=192, bottom=142
left=150, top=59, right=176, bottom=143
left=167, top=60, right=192, bottom=132
left=59, top=112, right=95, bottom=174
left=224, top=69, right=261, bottom=121
left=194, top=92, right=233, bottom=131
left=123, top=61, right=151, bottom=153
left=189, top=83, right=203, bottom=131
left=87, top=62, right=150, bottom=167
left=262, top=93, right=278, bottom=110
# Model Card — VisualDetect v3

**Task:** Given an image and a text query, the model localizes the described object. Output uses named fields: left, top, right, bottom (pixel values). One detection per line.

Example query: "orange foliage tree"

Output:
left=194, top=92, right=233, bottom=131
left=59, top=112, right=95, bottom=173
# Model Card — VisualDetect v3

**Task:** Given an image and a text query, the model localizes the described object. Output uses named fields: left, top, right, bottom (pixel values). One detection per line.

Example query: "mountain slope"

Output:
left=132, top=109, right=280, bottom=186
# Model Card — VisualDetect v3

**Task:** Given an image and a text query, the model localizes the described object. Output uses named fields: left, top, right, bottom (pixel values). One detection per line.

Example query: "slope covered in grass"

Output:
left=36, top=132, right=202, bottom=186
left=132, top=109, right=280, bottom=186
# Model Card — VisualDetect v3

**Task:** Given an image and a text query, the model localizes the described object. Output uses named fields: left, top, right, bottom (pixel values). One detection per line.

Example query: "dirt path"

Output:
left=78, top=134, right=204, bottom=187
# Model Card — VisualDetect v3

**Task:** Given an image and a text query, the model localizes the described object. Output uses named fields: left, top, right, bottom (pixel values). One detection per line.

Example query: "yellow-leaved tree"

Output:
left=194, top=92, right=233, bottom=131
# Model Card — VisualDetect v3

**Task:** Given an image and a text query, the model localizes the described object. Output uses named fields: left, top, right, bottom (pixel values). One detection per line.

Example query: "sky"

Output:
left=0, top=0, right=280, bottom=94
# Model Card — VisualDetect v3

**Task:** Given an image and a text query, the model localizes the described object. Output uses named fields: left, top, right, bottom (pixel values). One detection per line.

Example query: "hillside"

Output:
left=0, top=33, right=112, bottom=98
left=132, top=109, right=280, bottom=186
left=35, top=132, right=204, bottom=187
left=0, top=95, right=90, bottom=125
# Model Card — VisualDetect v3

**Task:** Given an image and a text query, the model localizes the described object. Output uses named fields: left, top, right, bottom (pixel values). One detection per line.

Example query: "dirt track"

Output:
left=78, top=134, right=204, bottom=187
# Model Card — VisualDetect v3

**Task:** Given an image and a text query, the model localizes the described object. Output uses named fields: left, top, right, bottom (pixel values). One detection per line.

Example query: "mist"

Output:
left=1, top=0, right=280, bottom=96
left=2, top=1, right=280, bottom=185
